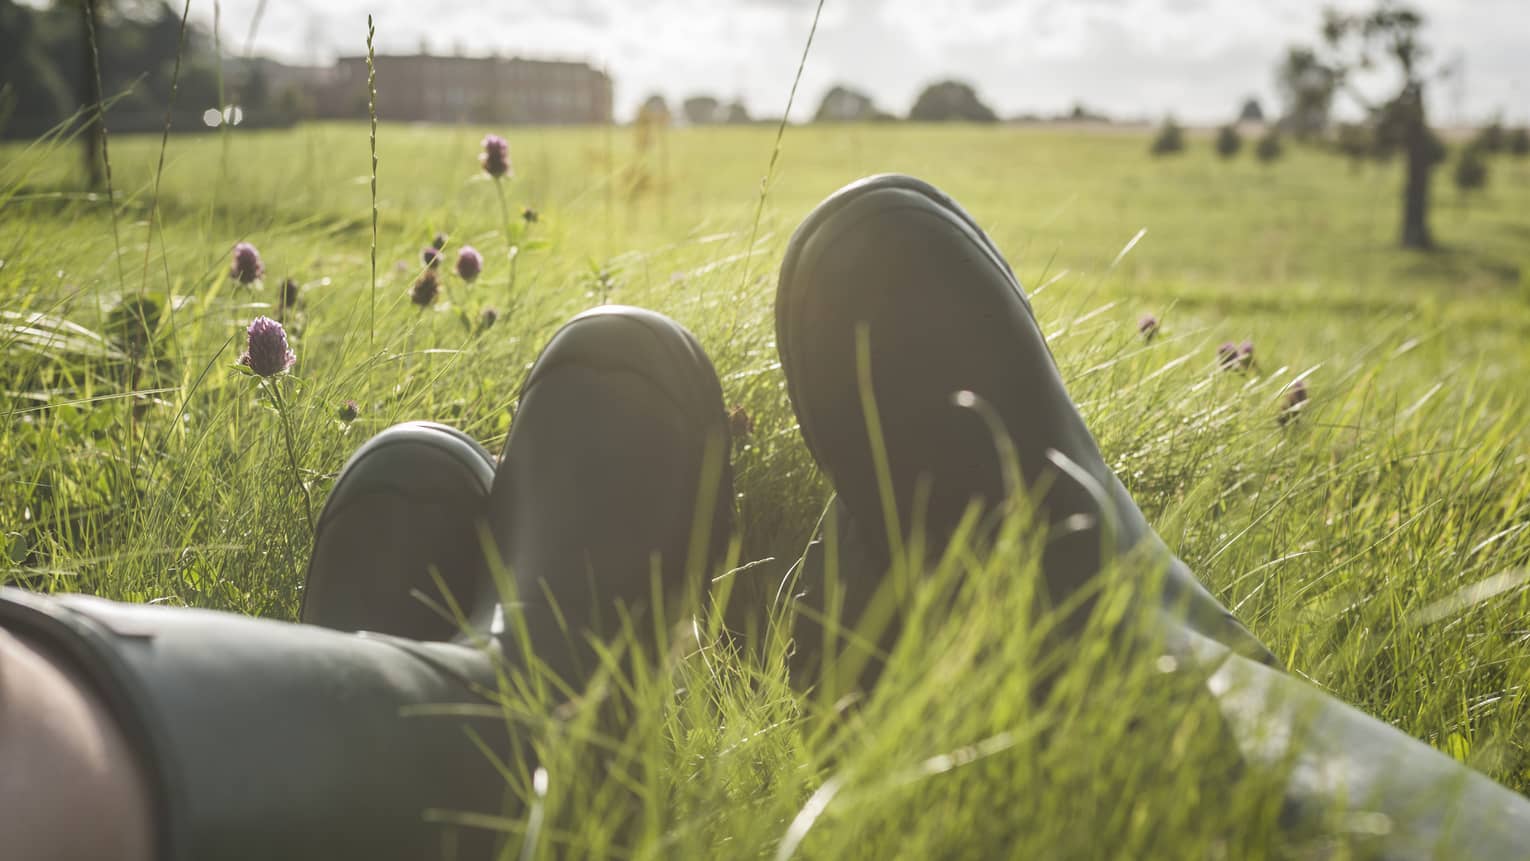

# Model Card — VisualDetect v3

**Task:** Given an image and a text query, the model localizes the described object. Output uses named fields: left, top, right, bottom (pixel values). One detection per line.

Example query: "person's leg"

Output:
left=0, top=305, right=735, bottom=860
left=0, top=585, right=509, bottom=861
left=0, top=627, right=155, bottom=861
left=773, top=173, right=1530, bottom=855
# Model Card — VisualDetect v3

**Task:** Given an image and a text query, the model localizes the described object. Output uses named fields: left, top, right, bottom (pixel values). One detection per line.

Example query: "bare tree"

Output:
left=1275, top=48, right=1337, bottom=138
left=1318, top=2, right=1448, bottom=250
left=78, top=0, right=104, bottom=188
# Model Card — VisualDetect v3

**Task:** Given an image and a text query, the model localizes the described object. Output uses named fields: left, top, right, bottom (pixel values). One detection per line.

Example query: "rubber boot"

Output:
left=775, top=172, right=1272, bottom=665
left=0, top=586, right=509, bottom=861
left=774, top=173, right=1530, bottom=856
left=486, top=305, right=734, bottom=689
left=0, top=308, right=733, bottom=858
left=301, top=421, right=496, bottom=642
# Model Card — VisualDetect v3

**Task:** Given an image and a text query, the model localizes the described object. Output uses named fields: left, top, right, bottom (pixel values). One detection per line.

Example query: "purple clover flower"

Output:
left=411, top=270, right=441, bottom=308
left=1238, top=340, right=1255, bottom=369
left=455, top=245, right=483, bottom=282
left=1279, top=379, right=1309, bottom=425
left=480, top=134, right=511, bottom=178
left=522, top=206, right=539, bottom=225
left=231, top=242, right=264, bottom=285
left=422, top=246, right=442, bottom=268
left=338, top=399, right=360, bottom=423
left=431, top=232, right=448, bottom=250
left=239, top=316, right=296, bottom=377
left=1139, top=313, right=1160, bottom=341
left=728, top=405, right=754, bottom=439
left=1217, top=342, right=1240, bottom=370
left=479, top=307, right=499, bottom=331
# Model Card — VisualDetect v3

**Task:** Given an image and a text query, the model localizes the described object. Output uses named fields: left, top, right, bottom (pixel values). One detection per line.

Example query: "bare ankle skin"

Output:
left=0, top=627, right=156, bottom=861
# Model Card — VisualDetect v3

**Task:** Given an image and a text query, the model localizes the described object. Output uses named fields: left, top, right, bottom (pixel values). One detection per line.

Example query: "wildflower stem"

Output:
left=267, top=379, right=315, bottom=532
left=493, top=177, right=516, bottom=294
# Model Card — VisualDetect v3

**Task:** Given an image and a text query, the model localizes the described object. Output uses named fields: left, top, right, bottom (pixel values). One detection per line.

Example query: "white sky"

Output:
left=202, top=0, right=1527, bottom=124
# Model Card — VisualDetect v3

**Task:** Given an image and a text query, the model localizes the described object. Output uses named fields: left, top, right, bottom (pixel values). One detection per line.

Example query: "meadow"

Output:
left=3, top=119, right=1530, bottom=856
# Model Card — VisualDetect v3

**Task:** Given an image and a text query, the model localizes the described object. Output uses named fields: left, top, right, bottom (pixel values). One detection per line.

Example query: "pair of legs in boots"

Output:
left=4, top=175, right=1528, bottom=859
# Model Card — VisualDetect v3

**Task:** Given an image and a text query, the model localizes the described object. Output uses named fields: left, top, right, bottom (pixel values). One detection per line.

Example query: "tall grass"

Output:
left=2, top=62, right=1530, bottom=858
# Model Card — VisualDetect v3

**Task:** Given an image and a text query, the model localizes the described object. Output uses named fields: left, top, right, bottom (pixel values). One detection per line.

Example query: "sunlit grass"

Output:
left=2, top=120, right=1529, bottom=855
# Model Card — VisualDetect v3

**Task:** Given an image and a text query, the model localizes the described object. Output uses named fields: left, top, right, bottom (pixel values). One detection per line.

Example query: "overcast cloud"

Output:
left=206, top=0, right=1527, bottom=124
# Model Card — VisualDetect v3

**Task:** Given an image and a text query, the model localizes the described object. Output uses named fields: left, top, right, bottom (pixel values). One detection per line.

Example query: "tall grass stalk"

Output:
left=367, top=16, right=379, bottom=351
left=732, top=0, right=825, bottom=333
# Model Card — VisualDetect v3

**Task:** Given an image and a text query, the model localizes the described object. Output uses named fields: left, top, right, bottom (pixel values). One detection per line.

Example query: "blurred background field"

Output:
left=5, top=116, right=1530, bottom=851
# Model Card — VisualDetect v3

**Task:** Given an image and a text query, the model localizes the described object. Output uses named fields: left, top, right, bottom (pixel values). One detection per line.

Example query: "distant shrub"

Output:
left=1508, top=128, right=1530, bottom=158
left=1151, top=118, right=1185, bottom=157
left=908, top=80, right=998, bottom=123
left=1473, top=120, right=1506, bottom=154
left=1214, top=125, right=1242, bottom=159
left=1454, top=145, right=1489, bottom=196
left=1255, top=131, right=1283, bottom=164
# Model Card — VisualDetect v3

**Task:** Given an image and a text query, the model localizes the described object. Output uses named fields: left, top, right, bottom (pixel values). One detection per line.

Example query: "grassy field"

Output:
left=4, top=120, right=1530, bottom=856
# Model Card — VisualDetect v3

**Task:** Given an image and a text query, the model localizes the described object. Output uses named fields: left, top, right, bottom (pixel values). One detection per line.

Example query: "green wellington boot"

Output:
left=774, top=173, right=1530, bottom=856
left=486, top=305, right=735, bottom=688
left=302, top=421, right=496, bottom=642
left=776, top=172, right=1271, bottom=665
left=0, top=307, right=735, bottom=860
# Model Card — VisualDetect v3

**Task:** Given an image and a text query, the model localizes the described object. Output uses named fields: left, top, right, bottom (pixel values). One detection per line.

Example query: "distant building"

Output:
left=325, top=54, right=613, bottom=124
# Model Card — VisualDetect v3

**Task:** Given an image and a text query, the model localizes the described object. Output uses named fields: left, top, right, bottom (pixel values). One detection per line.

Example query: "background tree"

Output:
left=908, top=80, right=997, bottom=123
left=78, top=0, right=105, bottom=188
left=1508, top=128, right=1530, bottom=158
left=1215, top=124, right=1242, bottom=159
left=1238, top=97, right=1266, bottom=124
left=1275, top=47, right=1337, bottom=138
left=1453, top=144, right=1488, bottom=203
left=723, top=100, right=750, bottom=124
left=681, top=94, right=720, bottom=125
left=0, top=0, right=74, bottom=138
left=1, top=0, right=218, bottom=146
left=814, top=84, right=878, bottom=123
left=1472, top=118, right=1505, bottom=154
left=1150, top=117, right=1185, bottom=156
left=636, top=94, right=672, bottom=127
left=1066, top=102, right=1111, bottom=123
left=1315, top=2, right=1450, bottom=250
left=1256, top=130, right=1284, bottom=164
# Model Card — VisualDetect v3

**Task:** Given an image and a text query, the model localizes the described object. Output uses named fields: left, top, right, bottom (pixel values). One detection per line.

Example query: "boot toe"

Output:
left=303, top=422, right=495, bottom=641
